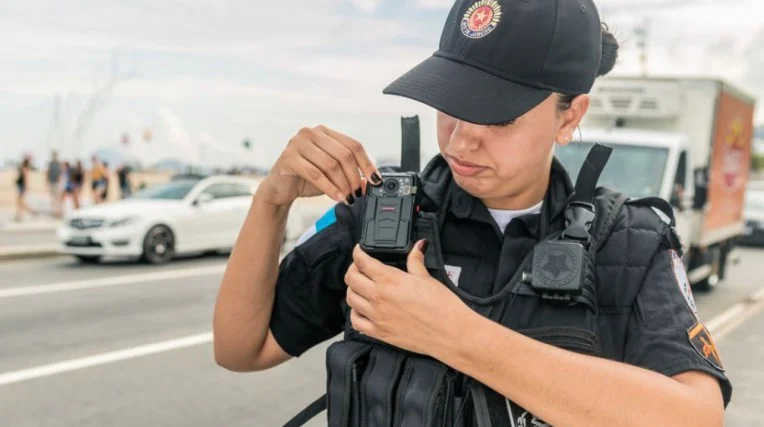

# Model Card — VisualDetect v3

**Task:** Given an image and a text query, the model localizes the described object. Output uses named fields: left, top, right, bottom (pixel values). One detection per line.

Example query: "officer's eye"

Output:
left=490, top=119, right=516, bottom=127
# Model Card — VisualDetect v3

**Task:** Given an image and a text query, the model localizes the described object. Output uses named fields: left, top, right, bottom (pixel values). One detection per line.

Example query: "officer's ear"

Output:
left=555, top=94, right=590, bottom=145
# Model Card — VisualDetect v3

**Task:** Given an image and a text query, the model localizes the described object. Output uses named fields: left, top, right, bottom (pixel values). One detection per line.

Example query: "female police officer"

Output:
left=213, top=0, right=731, bottom=425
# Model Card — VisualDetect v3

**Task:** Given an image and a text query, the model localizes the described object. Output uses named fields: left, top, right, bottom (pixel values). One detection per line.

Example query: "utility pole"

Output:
left=634, top=17, right=650, bottom=77
left=47, top=94, right=61, bottom=153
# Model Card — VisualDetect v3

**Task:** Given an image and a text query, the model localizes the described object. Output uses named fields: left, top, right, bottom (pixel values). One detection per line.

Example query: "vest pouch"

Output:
left=326, top=341, right=373, bottom=427
left=518, top=326, right=600, bottom=356
left=392, top=357, right=455, bottom=427
left=503, top=280, right=601, bottom=356
left=359, top=346, right=408, bottom=427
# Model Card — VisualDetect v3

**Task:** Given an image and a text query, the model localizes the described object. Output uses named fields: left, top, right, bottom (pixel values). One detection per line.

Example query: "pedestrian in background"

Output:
left=70, top=160, right=85, bottom=210
left=102, top=161, right=111, bottom=202
left=14, top=155, right=36, bottom=222
left=117, top=164, right=132, bottom=199
left=46, top=150, right=62, bottom=217
left=90, top=156, right=107, bottom=204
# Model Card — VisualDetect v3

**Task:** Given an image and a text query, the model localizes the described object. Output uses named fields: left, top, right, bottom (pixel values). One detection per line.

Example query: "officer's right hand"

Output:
left=259, top=125, right=382, bottom=206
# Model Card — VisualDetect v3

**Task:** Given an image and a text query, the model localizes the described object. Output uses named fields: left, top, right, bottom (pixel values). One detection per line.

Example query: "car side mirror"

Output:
left=693, top=167, right=708, bottom=210
left=670, top=188, right=682, bottom=211
left=195, top=192, right=214, bottom=206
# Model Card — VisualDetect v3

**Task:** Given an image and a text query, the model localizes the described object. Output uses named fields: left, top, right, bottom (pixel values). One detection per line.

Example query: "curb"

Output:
left=0, top=246, right=61, bottom=262
left=0, top=223, right=60, bottom=233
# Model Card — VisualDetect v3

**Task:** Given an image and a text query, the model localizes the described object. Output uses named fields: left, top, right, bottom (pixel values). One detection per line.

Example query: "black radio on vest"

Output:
left=528, top=144, right=611, bottom=302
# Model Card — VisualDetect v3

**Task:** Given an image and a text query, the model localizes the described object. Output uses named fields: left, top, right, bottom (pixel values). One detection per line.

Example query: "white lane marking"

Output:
left=0, top=333, right=212, bottom=386
left=0, top=264, right=226, bottom=299
left=704, top=303, right=746, bottom=333
left=753, top=285, right=764, bottom=301
left=706, top=283, right=764, bottom=341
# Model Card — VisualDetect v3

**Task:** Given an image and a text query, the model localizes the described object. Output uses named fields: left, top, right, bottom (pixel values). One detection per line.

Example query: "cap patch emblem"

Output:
left=461, top=0, right=502, bottom=39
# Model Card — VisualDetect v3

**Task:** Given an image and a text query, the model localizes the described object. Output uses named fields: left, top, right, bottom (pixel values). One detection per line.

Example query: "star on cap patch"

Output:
left=461, top=0, right=502, bottom=39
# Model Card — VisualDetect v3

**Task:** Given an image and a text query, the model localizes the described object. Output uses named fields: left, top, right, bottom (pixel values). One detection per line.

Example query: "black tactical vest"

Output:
left=285, top=145, right=678, bottom=427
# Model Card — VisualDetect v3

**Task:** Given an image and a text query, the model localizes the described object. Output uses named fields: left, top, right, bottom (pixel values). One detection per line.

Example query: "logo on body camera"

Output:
left=535, top=246, right=577, bottom=287
left=461, top=0, right=502, bottom=39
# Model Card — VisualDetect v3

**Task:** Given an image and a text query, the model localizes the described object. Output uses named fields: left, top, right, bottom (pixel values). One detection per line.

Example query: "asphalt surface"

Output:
left=0, top=247, right=763, bottom=426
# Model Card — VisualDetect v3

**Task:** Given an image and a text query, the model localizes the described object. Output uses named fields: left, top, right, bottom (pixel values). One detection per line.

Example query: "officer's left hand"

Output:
left=344, top=241, right=470, bottom=356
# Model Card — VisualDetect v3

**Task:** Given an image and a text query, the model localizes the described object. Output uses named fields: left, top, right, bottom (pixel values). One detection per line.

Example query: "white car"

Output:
left=57, top=175, right=302, bottom=264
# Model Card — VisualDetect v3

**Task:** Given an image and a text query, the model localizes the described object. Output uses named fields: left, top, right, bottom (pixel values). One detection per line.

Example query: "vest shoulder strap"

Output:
left=590, top=189, right=629, bottom=254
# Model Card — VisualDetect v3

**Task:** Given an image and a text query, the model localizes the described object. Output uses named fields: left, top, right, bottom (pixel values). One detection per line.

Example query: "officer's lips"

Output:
left=445, top=155, right=487, bottom=177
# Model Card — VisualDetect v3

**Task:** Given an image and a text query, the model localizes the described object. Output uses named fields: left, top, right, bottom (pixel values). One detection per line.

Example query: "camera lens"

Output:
left=384, top=179, right=399, bottom=193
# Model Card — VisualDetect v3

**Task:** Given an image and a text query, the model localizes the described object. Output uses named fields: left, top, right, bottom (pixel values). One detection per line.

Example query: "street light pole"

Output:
left=634, top=17, right=650, bottom=77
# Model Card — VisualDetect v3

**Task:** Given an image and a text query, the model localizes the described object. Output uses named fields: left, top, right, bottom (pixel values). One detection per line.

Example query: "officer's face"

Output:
left=437, top=94, right=589, bottom=208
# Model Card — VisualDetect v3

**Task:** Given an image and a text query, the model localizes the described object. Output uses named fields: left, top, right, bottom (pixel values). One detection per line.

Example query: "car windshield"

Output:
left=130, top=180, right=198, bottom=200
left=554, top=142, right=670, bottom=199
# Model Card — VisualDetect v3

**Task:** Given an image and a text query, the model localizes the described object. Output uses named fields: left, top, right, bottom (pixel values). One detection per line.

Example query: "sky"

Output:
left=1, top=0, right=763, bottom=169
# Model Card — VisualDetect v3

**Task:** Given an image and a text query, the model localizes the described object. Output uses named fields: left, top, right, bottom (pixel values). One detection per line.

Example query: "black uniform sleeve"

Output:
left=623, top=234, right=732, bottom=407
left=269, top=202, right=357, bottom=357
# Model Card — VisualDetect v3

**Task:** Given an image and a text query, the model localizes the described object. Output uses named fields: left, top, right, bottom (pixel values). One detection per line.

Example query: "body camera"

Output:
left=360, top=172, right=420, bottom=262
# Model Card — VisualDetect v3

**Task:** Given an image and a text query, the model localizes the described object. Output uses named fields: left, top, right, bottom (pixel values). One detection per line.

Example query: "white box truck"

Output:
left=555, top=77, right=756, bottom=291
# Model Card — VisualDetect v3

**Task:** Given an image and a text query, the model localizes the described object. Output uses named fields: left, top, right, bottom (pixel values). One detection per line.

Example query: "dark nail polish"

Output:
left=419, top=240, right=429, bottom=254
left=371, top=173, right=382, bottom=185
left=354, top=188, right=363, bottom=198
left=346, top=195, right=355, bottom=205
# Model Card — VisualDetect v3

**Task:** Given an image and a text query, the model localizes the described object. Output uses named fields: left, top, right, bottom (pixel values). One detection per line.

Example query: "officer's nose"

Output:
left=449, top=120, right=484, bottom=152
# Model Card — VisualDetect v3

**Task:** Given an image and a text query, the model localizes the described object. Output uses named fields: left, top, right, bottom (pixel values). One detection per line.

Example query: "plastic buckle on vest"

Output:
left=562, top=202, right=596, bottom=245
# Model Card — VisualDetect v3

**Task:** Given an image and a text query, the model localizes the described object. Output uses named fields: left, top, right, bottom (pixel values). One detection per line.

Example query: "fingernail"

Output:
left=418, top=239, right=429, bottom=254
left=371, top=173, right=382, bottom=186
left=354, top=188, right=363, bottom=198
left=346, top=195, right=355, bottom=205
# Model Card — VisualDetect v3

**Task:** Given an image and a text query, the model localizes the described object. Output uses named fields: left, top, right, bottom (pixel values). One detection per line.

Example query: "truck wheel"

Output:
left=695, top=247, right=722, bottom=292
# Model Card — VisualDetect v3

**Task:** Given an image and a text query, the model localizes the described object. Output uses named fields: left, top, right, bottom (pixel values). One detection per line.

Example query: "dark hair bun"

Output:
left=598, top=23, right=619, bottom=77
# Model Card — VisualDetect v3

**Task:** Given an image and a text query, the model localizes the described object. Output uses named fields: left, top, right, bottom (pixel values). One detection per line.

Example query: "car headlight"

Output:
left=109, top=216, right=139, bottom=227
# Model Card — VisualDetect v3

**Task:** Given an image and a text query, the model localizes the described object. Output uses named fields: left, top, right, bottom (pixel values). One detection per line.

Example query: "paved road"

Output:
left=0, top=248, right=762, bottom=426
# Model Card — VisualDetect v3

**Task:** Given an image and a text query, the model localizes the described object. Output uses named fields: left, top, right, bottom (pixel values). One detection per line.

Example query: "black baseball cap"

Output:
left=383, top=0, right=603, bottom=125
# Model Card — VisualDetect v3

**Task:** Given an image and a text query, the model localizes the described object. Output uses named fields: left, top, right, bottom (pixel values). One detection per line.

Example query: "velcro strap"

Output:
left=468, top=382, right=493, bottom=427
left=415, top=212, right=440, bottom=271
left=393, top=357, right=451, bottom=427
left=361, top=347, right=407, bottom=427
left=282, top=395, right=327, bottom=427
left=326, top=341, right=372, bottom=427
left=573, top=144, right=612, bottom=203
left=400, top=116, right=421, bottom=173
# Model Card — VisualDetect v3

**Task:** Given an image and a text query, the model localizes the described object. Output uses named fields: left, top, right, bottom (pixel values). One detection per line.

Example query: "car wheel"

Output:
left=141, top=225, right=176, bottom=265
left=75, top=255, right=101, bottom=264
